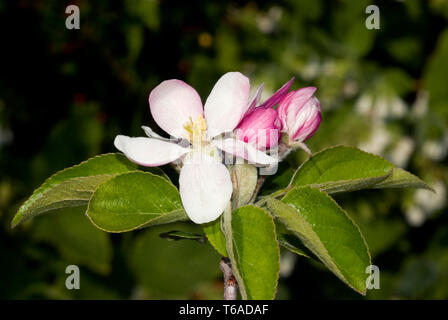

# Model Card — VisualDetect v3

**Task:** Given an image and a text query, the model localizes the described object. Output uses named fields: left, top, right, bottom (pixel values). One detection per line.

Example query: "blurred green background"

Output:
left=0, top=0, right=447, bottom=299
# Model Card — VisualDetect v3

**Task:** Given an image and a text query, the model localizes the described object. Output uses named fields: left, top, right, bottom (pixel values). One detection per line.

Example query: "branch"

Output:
left=231, top=168, right=240, bottom=210
left=249, top=175, right=266, bottom=204
left=222, top=204, right=247, bottom=299
left=220, top=257, right=238, bottom=300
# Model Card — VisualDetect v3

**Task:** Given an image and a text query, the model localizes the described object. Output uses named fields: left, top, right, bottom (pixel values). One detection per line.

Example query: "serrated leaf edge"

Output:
left=12, top=153, right=136, bottom=227
left=268, top=186, right=372, bottom=295
left=85, top=171, right=188, bottom=233
left=232, top=205, right=281, bottom=300
left=289, top=145, right=430, bottom=192
left=203, top=218, right=228, bottom=257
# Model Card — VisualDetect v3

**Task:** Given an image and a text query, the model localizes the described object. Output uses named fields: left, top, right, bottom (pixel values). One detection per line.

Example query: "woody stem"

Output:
left=220, top=257, right=238, bottom=300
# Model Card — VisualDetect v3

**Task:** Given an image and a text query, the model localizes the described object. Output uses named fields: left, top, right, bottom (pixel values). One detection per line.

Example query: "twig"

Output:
left=220, top=257, right=238, bottom=300
left=222, top=204, right=247, bottom=299
left=249, top=175, right=266, bottom=204
left=231, top=169, right=240, bottom=210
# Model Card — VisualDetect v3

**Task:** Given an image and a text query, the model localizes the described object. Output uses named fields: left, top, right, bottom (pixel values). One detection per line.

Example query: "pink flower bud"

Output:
left=235, top=107, right=281, bottom=149
left=278, top=87, right=321, bottom=143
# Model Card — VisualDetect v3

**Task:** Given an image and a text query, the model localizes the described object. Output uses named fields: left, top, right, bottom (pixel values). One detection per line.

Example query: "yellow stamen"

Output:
left=184, top=115, right=207, bottom=144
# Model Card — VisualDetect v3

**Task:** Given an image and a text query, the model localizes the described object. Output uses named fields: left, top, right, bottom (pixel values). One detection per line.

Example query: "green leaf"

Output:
left=230, top=205, right=280, bottom=300
left=290, top=146, right=430, bottom=193
left=203, top=218, right=228, bottom=257
left=276, top=222, right=312, bottom=259
left=32, top=207, right=112, bottom=275
left=159, top=230, right=206, bottom=244
left=267, top=186, right=371, bottom=294
left=12, top=153, right=139, bottom=227
left=87, top=171, right=187, bottom=232
left=373, top=167, right=431, bottom=190
left=229, top=163, right=258, bottom=207
left=140, top=166, right=171, bottom=182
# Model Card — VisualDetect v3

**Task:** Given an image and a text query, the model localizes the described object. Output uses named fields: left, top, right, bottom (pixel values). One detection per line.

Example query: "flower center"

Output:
left=184, top=115, right=207, bottom=145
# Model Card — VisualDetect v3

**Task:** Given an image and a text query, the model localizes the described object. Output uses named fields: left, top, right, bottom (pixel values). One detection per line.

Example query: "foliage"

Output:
left=9, top=145, right=428, bottom=299
left=1, top=0, right=447, bottom=300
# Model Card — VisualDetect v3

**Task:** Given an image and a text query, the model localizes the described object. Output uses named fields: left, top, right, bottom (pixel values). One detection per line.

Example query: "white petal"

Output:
left=211, top=138, right=278, bottom=166
left=114, top=135, right=190, bottom=167
left=179, top=151, right=233, bottom=224
left=204, top=72, right=250, bottom=139
left=141, top=126, right=170, bottom=141
left=149, top=79, right=204, bottom=139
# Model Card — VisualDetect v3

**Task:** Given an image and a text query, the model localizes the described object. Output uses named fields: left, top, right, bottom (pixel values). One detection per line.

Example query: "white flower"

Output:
left=114, top=72, right=277, bottom=224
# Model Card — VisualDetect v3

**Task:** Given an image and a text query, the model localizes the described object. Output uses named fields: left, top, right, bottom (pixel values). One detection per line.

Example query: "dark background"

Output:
left=0, top=0, right=447, bottom=299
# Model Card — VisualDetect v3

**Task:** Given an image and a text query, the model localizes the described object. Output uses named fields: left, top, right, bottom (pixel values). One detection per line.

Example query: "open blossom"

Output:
left=235, top=78, right=294, bottom=150
left=278, top=86, right=321, bottom=144
left=114, top=72, right=277, bottom=224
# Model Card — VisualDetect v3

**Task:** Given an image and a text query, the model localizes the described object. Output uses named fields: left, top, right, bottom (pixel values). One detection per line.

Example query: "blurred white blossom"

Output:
left=414, top=180, right=446, bottom=213
left=355, top=94, right=407, bottom=120
left=411, top=90, right=429, bottom=118
left=358, top=124, right=391, bottom=155
left=405, top=206, right=426, bottom=227
left=406, top=180, right=446, bottom=227
left=279, top=251, right=297, bottom=278
left=301, top=58, right=321, bottom=81
left=422, top=133, right=448, bottom=161
left=256, top=6, right=282, bottom=34
left=389, top=137, right=415, bottom=168
left=355, top=93, right=373, bottom=116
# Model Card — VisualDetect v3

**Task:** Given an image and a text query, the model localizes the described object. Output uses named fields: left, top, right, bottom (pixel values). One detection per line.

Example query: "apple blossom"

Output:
left=278, top=86, right=322, bottom=145
left=235, top=107, right=281, bottom=149
left=235, top=77, right=294, bottom=150
left=114, top=72, right=277, bottom=224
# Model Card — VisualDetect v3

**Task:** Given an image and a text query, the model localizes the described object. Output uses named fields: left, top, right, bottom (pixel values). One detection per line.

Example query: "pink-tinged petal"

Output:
left=235, top=107, right=281, bottom=149
left=258, top=77, right=295, bottom=109
left=114, top=135, right=190, bottom=167
left=246, top=83, right=265, bottom=114
left=290, top=98, right=322, bottom=141
left=141, top=126, right=170, bottom=141
left=284, top=87, right=317, bottom=121
left=211, top=138, right=278, bottom=165
left=204, top=72, right=250, bottom=138
left=278, top=86, right=319, bottom=136
left=149, top=79, right=203, bottom=139
left=179, top=151, right=232, bottom=224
